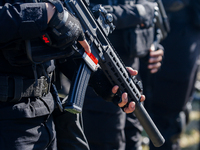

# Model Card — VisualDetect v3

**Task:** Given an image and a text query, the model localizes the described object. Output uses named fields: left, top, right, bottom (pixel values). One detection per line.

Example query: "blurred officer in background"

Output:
left=82, top=0, right=164, bottom=150
left=140, top=0, right=200, bottom=150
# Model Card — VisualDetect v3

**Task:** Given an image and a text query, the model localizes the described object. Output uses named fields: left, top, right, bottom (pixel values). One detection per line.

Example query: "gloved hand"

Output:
left=47, top=7, right=85, bottom=50
left=89, top=67, right=145, bottom=113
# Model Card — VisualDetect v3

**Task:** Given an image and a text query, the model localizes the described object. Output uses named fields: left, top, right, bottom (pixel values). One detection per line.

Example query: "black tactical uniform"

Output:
left=0, top=1, right=56, bottom=149
left=0, top=0, right=89, bottom=149
left=82, top=0, right=157, bottom=150
left=140, top=0, right=200, bottom=150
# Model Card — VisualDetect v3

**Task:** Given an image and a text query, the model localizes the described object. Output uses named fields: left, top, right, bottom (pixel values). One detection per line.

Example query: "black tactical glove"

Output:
left=45, top=0, right=85, bottom=51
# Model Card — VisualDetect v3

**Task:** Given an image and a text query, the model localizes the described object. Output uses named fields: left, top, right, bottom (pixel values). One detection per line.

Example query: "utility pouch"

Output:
left=123, top=26, right=154, bottom=58
left=0, top=75, right=51, bottom=102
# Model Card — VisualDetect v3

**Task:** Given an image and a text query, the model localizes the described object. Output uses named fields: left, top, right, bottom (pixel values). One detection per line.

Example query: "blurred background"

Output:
left=142, top=69, right=200, bottom=150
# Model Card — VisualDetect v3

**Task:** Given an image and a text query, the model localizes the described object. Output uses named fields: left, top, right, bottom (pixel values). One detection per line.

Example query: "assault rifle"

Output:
left=63, top=0, right=165, bottom=147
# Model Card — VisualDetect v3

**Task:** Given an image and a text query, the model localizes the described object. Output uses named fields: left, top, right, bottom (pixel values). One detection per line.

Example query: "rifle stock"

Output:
left=64, top=0, right=165, bottom=147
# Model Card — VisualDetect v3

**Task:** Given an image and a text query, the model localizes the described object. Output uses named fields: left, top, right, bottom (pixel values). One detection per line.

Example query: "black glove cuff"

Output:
left=45, top=0, right=85, bottom=51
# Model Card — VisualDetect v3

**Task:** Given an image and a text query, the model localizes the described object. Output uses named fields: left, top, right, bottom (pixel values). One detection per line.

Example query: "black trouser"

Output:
left=0, top=114, right=56, bottom=150
left=53, top=109, right=90, bottom=150
left=82, top=109, right=142, bottom=150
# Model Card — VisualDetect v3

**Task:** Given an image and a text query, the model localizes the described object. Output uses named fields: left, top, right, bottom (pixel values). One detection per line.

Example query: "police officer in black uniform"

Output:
left=82, top=0, right=164, bottom=150
left=140, top=0, right=200, bottom=150
left=0, top=0, right=145, bottom=149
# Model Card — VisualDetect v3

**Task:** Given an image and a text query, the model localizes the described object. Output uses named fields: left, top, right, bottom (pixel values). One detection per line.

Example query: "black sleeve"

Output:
left=103, top=1, right=156, bottom=29
left=109, top=4, right=143, bottom=29
left=113, top=4, right=154, bottom=29
left=0, top=2, right=48, bottom=43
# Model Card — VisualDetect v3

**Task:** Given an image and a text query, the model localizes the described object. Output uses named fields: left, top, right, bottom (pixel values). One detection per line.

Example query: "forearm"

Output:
left=110, top=4, right=143, bottom=29
left=46, top=3, right=56, bottom=23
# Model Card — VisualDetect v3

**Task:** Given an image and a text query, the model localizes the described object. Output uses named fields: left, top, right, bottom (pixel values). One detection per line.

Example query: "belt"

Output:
left=0, top=75, right=51, bottom=102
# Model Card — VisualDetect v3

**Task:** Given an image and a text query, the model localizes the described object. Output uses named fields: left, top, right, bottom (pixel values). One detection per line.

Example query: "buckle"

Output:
left=41, top=77, right=50, bottom=97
